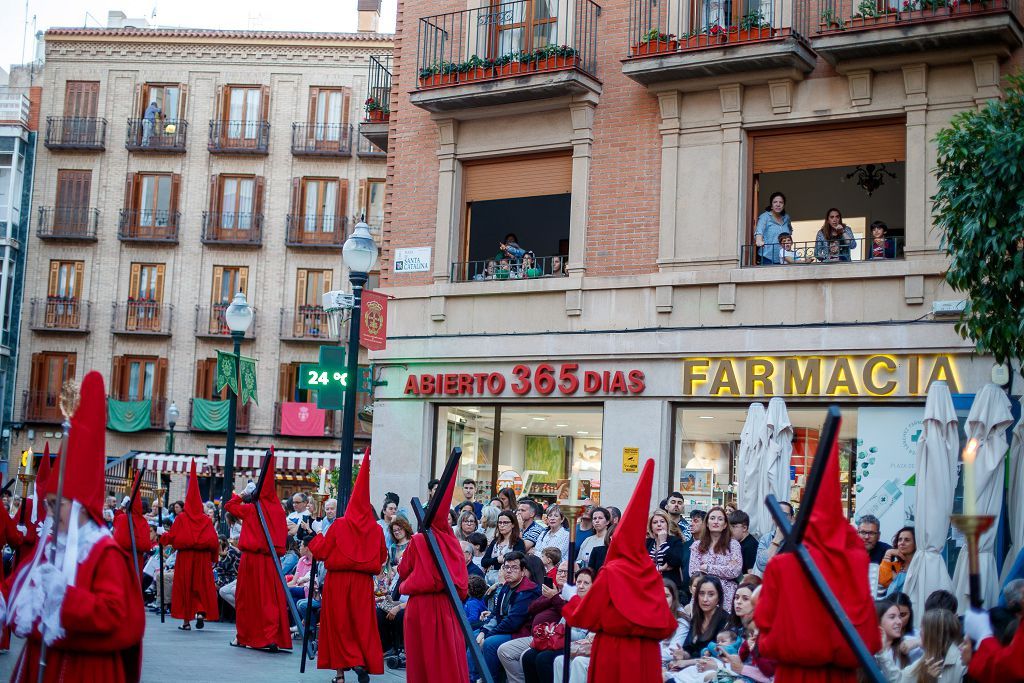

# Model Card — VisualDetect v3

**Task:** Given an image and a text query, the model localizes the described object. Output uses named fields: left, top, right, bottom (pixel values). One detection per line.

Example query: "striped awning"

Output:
left=205, top=447, right=357, bottom=472
left=132, top=452, right=208, bottom=473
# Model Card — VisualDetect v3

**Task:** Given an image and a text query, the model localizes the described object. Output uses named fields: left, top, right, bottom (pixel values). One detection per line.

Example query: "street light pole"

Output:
left=339, top=221, right=378, bottom=514
left=220, top=292, right=253, bottom=533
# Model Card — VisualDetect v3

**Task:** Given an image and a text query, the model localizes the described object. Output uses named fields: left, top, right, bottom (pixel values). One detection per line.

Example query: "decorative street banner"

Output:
left=280, top=402, right=326, bottom=437
left=191, top=398, right=230, bottom=432
left=239, top=356, right=258, bottom=405
left=215, top=350, right=238, bottom=395
left=107, top=398, right=152, bottom=432
left=360, top=289, right=388, bottom=351
left=855, top=406, right=924, bottom=542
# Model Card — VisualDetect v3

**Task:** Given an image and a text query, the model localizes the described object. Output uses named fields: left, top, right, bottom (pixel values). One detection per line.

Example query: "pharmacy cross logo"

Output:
left=364, top=300, right=384, bottom=336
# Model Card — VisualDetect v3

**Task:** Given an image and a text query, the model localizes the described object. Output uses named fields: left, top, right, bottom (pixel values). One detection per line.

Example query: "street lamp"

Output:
left=339, top=221, right=378, bottom=514
left=221, top=292, right=253, bottom=529
left=165, top=401, right=179, bottom=453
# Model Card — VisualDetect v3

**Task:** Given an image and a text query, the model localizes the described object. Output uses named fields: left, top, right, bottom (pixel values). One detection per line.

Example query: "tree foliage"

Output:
left=933, top=72, right=1024, bottom=371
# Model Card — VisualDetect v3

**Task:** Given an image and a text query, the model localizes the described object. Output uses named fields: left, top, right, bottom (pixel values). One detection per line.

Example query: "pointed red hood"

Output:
left=60, top=372, right=107, bottom=524
left=130, top=470, right=144, bottom=514
left=185, top=459, right=204, bottom=517
left=432, top=468, right=458, bottom=537
left=255, top=449, right=287, bottom=550
left=334, top=448, right=383, bottom=563
left=167, top=458, right=218, bottom=550
left=260, top=448, right=281, bottom=507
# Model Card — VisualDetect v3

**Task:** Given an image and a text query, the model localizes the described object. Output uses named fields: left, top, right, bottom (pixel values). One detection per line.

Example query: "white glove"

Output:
left=242, top=482, right=256, bottom=497
left=121, top=496, right=131, bottom=509
left=155, top=526, right=166, bottom=536
left=963, top=608, right=994, bottom=644
left=37, top=564, right=68, bottom=603
left=15, top=525, right=26, bottom=534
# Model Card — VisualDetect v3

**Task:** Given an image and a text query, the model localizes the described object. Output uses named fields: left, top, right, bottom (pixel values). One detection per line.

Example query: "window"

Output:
left=124, top=173, right=180, bottom=232
left=209, top=266, right=249, bottom=333
left=493, top=0, right=558, bottom=57
left=288, top=178, right=347, bottom=243
left=45, top=260, right=84, bottom=328
left=195, top=358, right=228, bottom=400
left=126, top=262, right=165, bottom=331
left=28, top=352, right=77, bottom=422
left=55, top=170, right=91, bottom=230
left=360, top=178, right=386, bottom=233
left=308, top=87, right=350, bottom=136
left=208, top=175, right=264, bottom=231
left=64, top=81, right=99, bottom=118
left=221, top=86, right=267, bottom=139
left=434, top=405, right=603, bottom=505
left=293, top=269, right=332, bottom=337
left=140, top=83, right=185, bottom=121
left=111, top=355, right=167, bottom=403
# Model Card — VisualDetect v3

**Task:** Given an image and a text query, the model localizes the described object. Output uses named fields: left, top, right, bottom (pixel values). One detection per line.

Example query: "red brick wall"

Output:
left=28, top=86, right=42, bottom=132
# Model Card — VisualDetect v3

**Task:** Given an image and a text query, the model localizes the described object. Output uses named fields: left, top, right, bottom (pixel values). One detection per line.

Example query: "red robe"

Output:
left=308, top=522, right=387, bottom=671
left=112, top=509, right=153, bottom=581
left=224, top=493, right=290, bottom=649
left=6, top=501, right=41, bottom=580
left=162, top=514, right=219, bottom=621
left=11, top=535, right=145, bottom=683
left=0, top=506, right=16, bottom=651
left=968, top=628, right=1024, bottom=682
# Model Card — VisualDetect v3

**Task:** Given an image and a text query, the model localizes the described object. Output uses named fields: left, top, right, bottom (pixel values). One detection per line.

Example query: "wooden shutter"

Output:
left=290, top=177, right=301, bottom=216
left=195, top=359, right=212, bottom=398
left=64, top=81, right=99, bottom=118
left=335, top=179, right=348, bottom=222
left=155, top=358, right=168, bottom=401
left=295, top=269, right=308, bottom=308
left=254, top=177, right=266, bottom=218
left=178, top=84, right=188, bottom=120
left=111, top=356, right=127, bottom=399
left=169, top=174, right=181, bottom=217
left=208, top=175, right=220, bottom=216
left=30, top=353, right=44, bottom=392
left=278, top=363, right=294, bottom=401
left=462, top=152, right=573, bottom=202
left=342, top=87, right=351, bottom=126
left=751, top=121, right=906, bottom=174
left=124, top=173, right=139, bottom=211
left=307, top=87, right=319, bottom=125
left=323, top=270, right=333, bottom=293
left=259, top=85, right=270, bottom=122
left=47, top=262, right=60, bottom=297
left=238, top=267, right=249, bottom=297
left=211, top=266, right=225, bottom=305
left=215, top=85, right=225, bottom=121
left=73, top=262, right=84, bottom=298
left=128, top=263, right=142, bottom=299
left=56, top=170, right=91, bottom=209
left=154, top=264, right=165, bottom=303
left=66, top=354, right=77, bottom=384
left=132, top=84, right=143, bottom=119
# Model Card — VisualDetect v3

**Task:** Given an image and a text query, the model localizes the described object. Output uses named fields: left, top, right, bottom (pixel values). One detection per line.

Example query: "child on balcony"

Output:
left=778, top=233, right=802, bottom=264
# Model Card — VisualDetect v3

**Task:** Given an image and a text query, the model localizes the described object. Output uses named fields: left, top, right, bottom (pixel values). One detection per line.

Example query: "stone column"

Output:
left=432, top=118, right=459, bottom=283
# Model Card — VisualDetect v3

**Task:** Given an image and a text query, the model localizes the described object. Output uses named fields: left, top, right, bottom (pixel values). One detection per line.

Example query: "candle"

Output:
left=569, top=462, right=581, bottom=505
left=962, top=438, right=978, bottom=516
left=24, top=449, right=33, bottom=477
left=318, top=466, right=327, bottom=495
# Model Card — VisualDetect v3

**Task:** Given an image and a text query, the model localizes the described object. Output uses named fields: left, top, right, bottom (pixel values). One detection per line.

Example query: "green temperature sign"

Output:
left=299, top=348, right=373, bottom=411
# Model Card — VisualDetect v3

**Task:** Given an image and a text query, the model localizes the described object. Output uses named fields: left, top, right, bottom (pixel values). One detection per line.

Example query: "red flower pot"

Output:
left=633, top=39, right=679, bottom=55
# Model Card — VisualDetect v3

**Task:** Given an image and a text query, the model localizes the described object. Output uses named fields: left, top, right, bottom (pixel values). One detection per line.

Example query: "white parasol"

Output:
left=951, top=383, right=1013, bottom=613
left=765, top=397, right=794, bottom=516
left=738, top=402, right=770, bottom=538
left=903, top=381, right=957, bottom=628
left=1001, top=413, right=1024, bottom=584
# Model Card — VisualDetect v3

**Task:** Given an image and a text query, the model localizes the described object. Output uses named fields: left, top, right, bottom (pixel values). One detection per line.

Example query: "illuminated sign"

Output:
left=404, top=363, right=646, bottom=397
left=681, top=354, right=960, bottom=398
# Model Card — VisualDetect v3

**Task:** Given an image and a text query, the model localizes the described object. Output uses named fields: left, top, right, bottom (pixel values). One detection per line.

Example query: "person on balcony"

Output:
left=815, top=208, right=857, bottom=262
left=143, top=101, right=162, bottom=146
left=496, top=233, right=526, bottom=264
left=865, top=220, right=897, bottom=260
left=753, top=192, right=792, bottom=265
left=778, top=233, right=803, bottom=264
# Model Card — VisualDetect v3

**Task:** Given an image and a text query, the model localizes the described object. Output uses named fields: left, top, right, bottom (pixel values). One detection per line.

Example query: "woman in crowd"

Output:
left=576, top=507, right=610, bottom=569
left=671, top=576, right=731, bottom=669
left=535, top=504, right=570, bottom=560
left=378, top=499, right=398, bottom=546
left=730, top=582, right=757, bottom=634
left=482, top=510, right=526, bottom=584
left=681, top=572, right=704, bottom=621
left=456, top=510, right=480, bottom=543
left=899, top=608, right=965, bottom=683
left=497, top=488, right=518, bottom=512
left=170, top=500, right=185, bottom=521
left=524, top=568, right=596, bottom=683
left=875, top=598, right=910, bottom=681
left=646, top=509, right=686, bottom=591
left=688, top=506, right=743, bottom=613
left=585, top=523, right=614, bottom=575
left=480, top=505, right=501, bottom=542
left=753, top=192, right=792, bottom=265
left=389, top=516, right=413, bottom=568
left=890, top=592, right=922, bottom=661
left=814, top=208, right=857, bottom=262
left=660, top=581, right=690, bottom=672
left=879, top=527, right=917, bottom=597
left=286, top=538, right=313, bottom=606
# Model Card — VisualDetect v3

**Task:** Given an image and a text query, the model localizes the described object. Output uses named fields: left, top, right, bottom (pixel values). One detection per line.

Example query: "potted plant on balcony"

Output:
left=736, top=10, right=774, bottom=40
left=818, top=7, right=847, bottom=30
left=458, top=55, right=491, bottom=82
left=364, top=97, right=389, bottom=122
left=633, top=28, right=678, bottom=55
left=682, top=23, right=730, bottom=47
left=418, top=60, right=457, bottom=88
left=531, top=44, right=581, bottom=71
left=496, top=51, right=533, bottom=76
left=847, top=0, right=886, bottom=27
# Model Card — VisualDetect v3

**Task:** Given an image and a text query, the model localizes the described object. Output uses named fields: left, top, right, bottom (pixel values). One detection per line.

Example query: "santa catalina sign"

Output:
left=681, top=354, right=960, bottom=398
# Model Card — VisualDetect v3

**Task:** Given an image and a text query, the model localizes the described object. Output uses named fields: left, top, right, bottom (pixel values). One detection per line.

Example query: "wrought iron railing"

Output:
left=364, top=55, right=393, bottom=122
left=813, top=0, right=1017, bottom=35
left=416, top=0, right=601, bottom=89
left=208, top=120, right=270, bottom=153
left=125, top=118, right=188, bottom=152
left=451, top=254, right=569, bottom=282
left=45, top=117, right=107, bottom=149
left=22, top=390, right=66, bottom=423
left=118, top=209, right=180, bottom=242
left=272, top=402, right=340, bottom=437
left=740, top=235, right=905, bottom=266
left=285, top=214, right=348, bottom=247
left=201, top=212, right=264, bottom=245
left=280, top=306, right=336, bottom=341
left=36, top=207, right=99, bottom=240
left=291, top=122, right=353, bottom=156
left=195, top=304, right=258, bottom=338
left=112, top=301, right=173, bottom=335
left=28, top=297, right=91, bottom=332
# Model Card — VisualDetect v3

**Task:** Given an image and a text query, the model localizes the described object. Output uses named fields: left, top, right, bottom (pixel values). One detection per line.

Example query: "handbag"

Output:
left=530, top=622, right=565, bottom=651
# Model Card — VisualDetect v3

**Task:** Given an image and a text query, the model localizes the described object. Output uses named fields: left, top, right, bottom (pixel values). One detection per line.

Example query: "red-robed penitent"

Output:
left=308, top=451, right=387, bottom=673
left=399, top=471, right=470, bottom=683
left=9, top=371, right=145, bottom=683
left=162, top=459, right=219, bottom=622
left=563, top=459, right=678, bottom=683
left=968, top=625, right=1024, bottom=682
left=754, top=428, right=880, bottom=683
left=112, top=483, right=154, bottom=581
left=224, top=450, right=291, bottom=650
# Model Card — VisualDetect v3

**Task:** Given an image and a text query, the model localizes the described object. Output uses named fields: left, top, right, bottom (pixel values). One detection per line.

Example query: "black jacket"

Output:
left=481, top=537, right=526, bottom=570
left=645, top=536, right=686, bottom=593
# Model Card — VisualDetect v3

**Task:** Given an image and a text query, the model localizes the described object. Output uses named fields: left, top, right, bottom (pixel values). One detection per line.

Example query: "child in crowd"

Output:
left=541, top=547, right=562, bottom=582
left=778, top=233, right=801, bottom=264
left=667, top=630, right=743, bottom=682
left=701, top=630, right=742, bottom=659
left=464, top=575, right=488, bottom=631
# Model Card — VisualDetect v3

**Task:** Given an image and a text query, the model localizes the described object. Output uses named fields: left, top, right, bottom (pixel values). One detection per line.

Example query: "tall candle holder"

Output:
left=950, top=513, right=996, bottom=609
left=311, top=491, right=328, bottom=519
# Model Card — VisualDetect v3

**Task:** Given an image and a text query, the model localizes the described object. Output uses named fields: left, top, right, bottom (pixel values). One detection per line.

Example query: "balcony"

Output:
left=195, top=304, right=258, bottom=339
left=208, top=120, right=270, bottom=155
left=356, top=135, right=386, bottom=158
left=280, top=306, right=338, bottom=342
left=201, top=212, right=264, bottom=247
left=410, top=0, right=602, bottom=114
left=285, top=214, right=348, bottom=248
left=291, top=123, right=353, bottom=157
left=188, top=398, right=250, bottom=433
left=0, top=90, right=30, bottom=126
left=451, top=254, right=569, bottom=282
left=740, top=235, right=905, bottom=266
left=28, top=298, right=91, bottom=333
left=36, top=207, right=99, bottom=241
left=118, top=209, right=180, bottom=243
left=111, top=301, right=173, bottom=336
left=272, top=402, right=340, bottom=437
left=622, top=0, right=815, bottom=85
left=44, top=117, right=107, bottom=151
left=22, top=390, right=65, bottom=424
left=125, top=118, right=188, bottom=153
left=361, top=55, right=392, bottom=152
left=811, top=0, right=1023, bottom=64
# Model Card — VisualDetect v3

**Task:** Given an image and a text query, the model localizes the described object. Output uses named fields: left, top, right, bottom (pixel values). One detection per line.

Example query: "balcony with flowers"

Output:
left=360, top=54, right=392, bottom=152
left=409, top=0, right=602, bottom=113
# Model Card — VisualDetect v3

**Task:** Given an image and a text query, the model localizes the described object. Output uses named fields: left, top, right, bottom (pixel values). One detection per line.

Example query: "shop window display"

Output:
left=435, top=405, right=603, bottom=508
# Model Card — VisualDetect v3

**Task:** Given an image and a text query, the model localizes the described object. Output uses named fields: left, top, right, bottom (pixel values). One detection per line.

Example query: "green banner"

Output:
left=191, top=398, right=230, bottom=431
left=107, top=398, right=152, bottom=432
left=239, top=356, right=258, bottom=406
left=215, top=350, right=238, bottom=395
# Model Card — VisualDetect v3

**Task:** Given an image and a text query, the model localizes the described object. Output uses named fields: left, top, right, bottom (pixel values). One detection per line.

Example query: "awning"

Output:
left=205, top=447, right=359, bottom=471
left=132, top=452, right=208, bottom=473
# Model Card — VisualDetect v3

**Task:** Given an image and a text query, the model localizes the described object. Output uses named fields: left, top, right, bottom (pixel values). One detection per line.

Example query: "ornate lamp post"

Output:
left=220, top=292, right=253, bottom=531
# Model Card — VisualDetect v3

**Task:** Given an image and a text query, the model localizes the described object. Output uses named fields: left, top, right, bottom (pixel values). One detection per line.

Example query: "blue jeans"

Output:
left=482, top=633, right=513, bottom=682
left=296, top=597, right=320, bottom=622
left=280, top=553, right=298, bottom=576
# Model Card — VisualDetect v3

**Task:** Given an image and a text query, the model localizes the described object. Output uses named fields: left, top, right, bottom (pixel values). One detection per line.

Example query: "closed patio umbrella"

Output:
left=738, top=402, right=769, bottom=538
left=903, top=381, right=957, bottom=628
left=951, top=383, right=1013, bottom=613
left=1001, top=414, right=1024, bottom=585
left=765, top=397, right=794, bottom=514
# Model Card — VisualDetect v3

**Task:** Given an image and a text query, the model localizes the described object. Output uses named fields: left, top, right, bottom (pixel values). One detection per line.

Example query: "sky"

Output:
left=0, top=0, right=398, bottom=72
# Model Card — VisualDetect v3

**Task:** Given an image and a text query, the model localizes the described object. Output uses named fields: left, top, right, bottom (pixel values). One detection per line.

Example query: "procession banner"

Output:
left=107, top=399, right=152, bottom=432
left=215, top=350, right=238, bottom=395
left=360, top=289, right=388, bottom=351
left=239, top=355, right=258, bottom=405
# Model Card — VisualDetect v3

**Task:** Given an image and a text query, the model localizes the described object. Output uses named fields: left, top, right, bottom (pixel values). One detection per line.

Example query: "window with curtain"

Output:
left=220, top=176, right=255, bottom=229
left=302, top=179, right=339, bottom=232
left=139, top=174, right=172, bottom=227
left=126, top=358, right=156, bottom=401
left=227, top=87, right=261, bottom=139
left=314, top=89, right=345, bottom=140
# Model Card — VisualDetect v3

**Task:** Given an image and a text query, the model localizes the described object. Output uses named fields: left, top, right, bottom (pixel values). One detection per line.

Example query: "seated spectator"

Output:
left=376, top=568, right=406, bottom=663
left=497, top=560, right=571, bottom=682
left=378, top=497, right=398, bottom=546
left=456, top=510, right=480, bottom=543
left=480, top=505, right=501, bottom=542
left=280, top=535, right=300, bottom=576
left=483, top=510, right=527, bottom=585
left=286, top=537, right=313, bottom=605
left=815, top=208, right=856, bottom=262
left=753, top=192, right=792, bottom=265
left=577, top=507, right=610, bottom=569
left=866, top=220, right=897, bottom=260
left=463, top=540, right=485, bottom=579
left=528, top=568, right=596, bottom=683
left=670, top=576, right=731, bottom=669
left=646, top=509, right=686, bottom=591
left=858, top=513, right=892, bottom=565
left=778, top=233, right=803, bottom=264
left=878, top=527, right=916, bottom=597
left=535, top=504, right=570, bottom=560
left=389, top=516, right=413, bottom=567
left=660, top=581, right=690, bottom=668
left=681, top=572, right=704, bottom=621
left=540, top=547, right=562, bottom=583
left=467, top=531, right=489, bottom=569
left=464, top=574, right=489, bottom=630
left=586, top=523, right=614, bottom=575
left=473, top=551, right=541, bottom=682
left=495, top=258, right=513, bottom=280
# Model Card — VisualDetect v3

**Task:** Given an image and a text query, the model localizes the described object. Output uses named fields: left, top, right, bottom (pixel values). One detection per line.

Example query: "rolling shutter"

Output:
left=751, top=121, right=906, bottom=174
left=462, top=152, right=573, bottom=203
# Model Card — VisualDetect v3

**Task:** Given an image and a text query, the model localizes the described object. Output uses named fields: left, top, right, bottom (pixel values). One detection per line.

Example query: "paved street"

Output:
left=0, top=611, right=408, bottom=683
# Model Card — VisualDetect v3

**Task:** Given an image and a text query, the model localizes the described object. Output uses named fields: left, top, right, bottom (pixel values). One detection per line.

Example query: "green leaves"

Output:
left=933, top=72, right=1024, bottom=370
